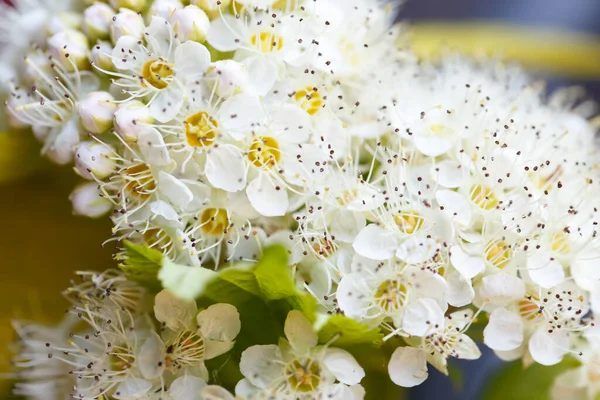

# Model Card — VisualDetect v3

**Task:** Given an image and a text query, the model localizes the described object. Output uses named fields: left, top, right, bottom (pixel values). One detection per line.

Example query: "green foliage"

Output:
left=197, top=246, right=318, bottom=386
left=117, top=241, right=163, bottom=290
left=317, top=314, right=383, bottom=348
left=483, top=357, right=581, bottom=400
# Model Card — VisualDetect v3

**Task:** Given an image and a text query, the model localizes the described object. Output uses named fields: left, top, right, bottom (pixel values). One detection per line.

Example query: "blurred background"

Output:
left=1, top=0, right=600, bottom=398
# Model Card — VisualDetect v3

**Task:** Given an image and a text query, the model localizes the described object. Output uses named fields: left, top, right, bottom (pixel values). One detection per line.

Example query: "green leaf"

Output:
left=254, top=246, right=319, bottom=320
left=483, top=357, right=581, bottom=400
left=117, top=241, right=163, bottom=290
left=159, top=258, right=217, bottom=300
left=317, top=314, right=383, bottom=349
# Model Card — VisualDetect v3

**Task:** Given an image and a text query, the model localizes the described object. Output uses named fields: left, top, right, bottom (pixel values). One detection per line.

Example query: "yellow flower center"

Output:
left=109, top=346, right=135, bottom=372
left=143, top=228, right=173, bottom=254
left=124, top=163, right=156, bottom=199
left=294, top=87, right=323, bottom=115
left=250, top=32, right=284, bottom=53
left=311, top=238, right=335, bottom=257
left=142, top=59, right=174, bottom=89
left=470, top=184, right=499, bottom=210
left=199, top=208, right=230, bottom=235
left=285, top=358, right=321, bottom=392
left=248, top=136, right=281, bottom=168
left=165, top=331, right=206, bottom=371
left=185, top=111, right=218, bottom=148
left=484, top=240, right=512, bottom=269
left=374, top=279, right=408, bottom=313
left=550, top=232, right=571, bottom=255
left=393, top=211, right=424, bottom=235
left=518, top=298, right=541, bottom=321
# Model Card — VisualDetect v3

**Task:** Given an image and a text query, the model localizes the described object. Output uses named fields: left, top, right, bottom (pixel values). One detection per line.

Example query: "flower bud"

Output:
left=114, top=100, right=154, bottom=142
left=109, top=0, right=147, bottom=12
left=149, top=0, right=183, bottom=19
left=206, top=60, right=248, bottom=98
left=78, top=91, right=117, bottom=134
left=192, top=0, right=231, bottom=19
left=170, top=5, right=210, bottom=42
left=91, top=41, right=115, bottom=71
left=83, top=3, right=115, bottom=40
left=74, top=141, right=117, bottom=180
left=47, top=11, right=82, bottom=36
left=70, top=182, right=113, bottom=218
left=47, top=29, right=90, bottom=71
left=110, top=9, right=145, bottom=44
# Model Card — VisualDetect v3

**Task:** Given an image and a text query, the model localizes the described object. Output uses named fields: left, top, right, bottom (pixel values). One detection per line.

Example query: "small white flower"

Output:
left=170, top=5, right=210, bottom=43
left=238, top=310, right=365, bottom=399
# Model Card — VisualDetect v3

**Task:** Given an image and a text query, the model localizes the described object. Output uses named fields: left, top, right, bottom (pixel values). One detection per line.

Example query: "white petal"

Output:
left=323, top=348, right=365, bottom=385
left=150, top=200, right=183, bottom=228
left=154, top=289, right=197, bottom=331
left=197, top=303, right=241, bottom=342
left=113, top=378, right=152, bottom=399
left=245, top=56, right=278, bottom=96
left=352, top=225, right=397, bottom=261
left=436, top=190, right=472, bottom=227
left=529, top=328, right=569, bottom=366
left=158, top=171, right=194, bottom=209
left=330, top=208, right=366, bottom=243
left=388, top=347, right=428, bottom=387
left=150, top=82, right=185, bottom=123
left=219, top=94, right=265, bottom=140
left=111, top=35, right=144, bottom=70
left=453, top=334, right=481, bottom=360
left=269, top=104, right=312, bottom=143
left=433, top=160, right=465, bottom=188
left=170, top=375, right=207, bottom=400
left=445, top=269, right=475, bottom=307
left=246, top=176, right=288, bottom=217
left=402, top=298, right=444, bottom=336
left=414, top=135, right=453, bottom=157
left=138, top=332, right=165, bottom=379
left=206, top=14, right=242, bottom=52
left=336, top=275, right=373, bottom=320
left=205, top=144, right=246, bottom=192
left=183, top=181, right=211, bottom=212
left=239, top=345, right=283, bottom=389
left=527, top=250, right=565, bottom=289
left=284, top=310, right=318, bottom=354
left=571, top=252, right=600, bottom=292
left=201, top=385, right=235, bottom=400
left=145, top=16, right=174, bottom=57
left=204, top=339, right=235, bottom=360
left=478, top=273, right=525, bottom=306
left=450, top=245, right=485, bottom=279
left=138, top=127, right=171, bottom=166
left=396, top=237, right=439, bottom=264
left=494, top=345, right=524, bottom=362
left=175, top=41, right=211, bottom=78
left=483, top=307, right=524, bottom=351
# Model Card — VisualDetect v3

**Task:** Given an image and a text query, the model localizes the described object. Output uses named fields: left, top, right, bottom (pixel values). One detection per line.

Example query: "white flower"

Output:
left=78, top=91, right=117, bottom=134
left=82, top=2, right=115, bottom=40
left=110, top=8, right=145, bottom=43
left=388, top=309, right=480, bottom=387
left=170, top=5, right=210, bottom=42
left=70, top=181, right=113, bottom=218
left=238, top=310, right=365, bottom=399
left=107, top=16, right=211, bottom=122
left=140, top=290, right=241, bottom=380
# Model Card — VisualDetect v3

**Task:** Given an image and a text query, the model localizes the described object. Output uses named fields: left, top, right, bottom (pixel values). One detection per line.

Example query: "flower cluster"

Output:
left=12, top=270, right=364, bottom=399
left=5, top=0, right=600, bottom=398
